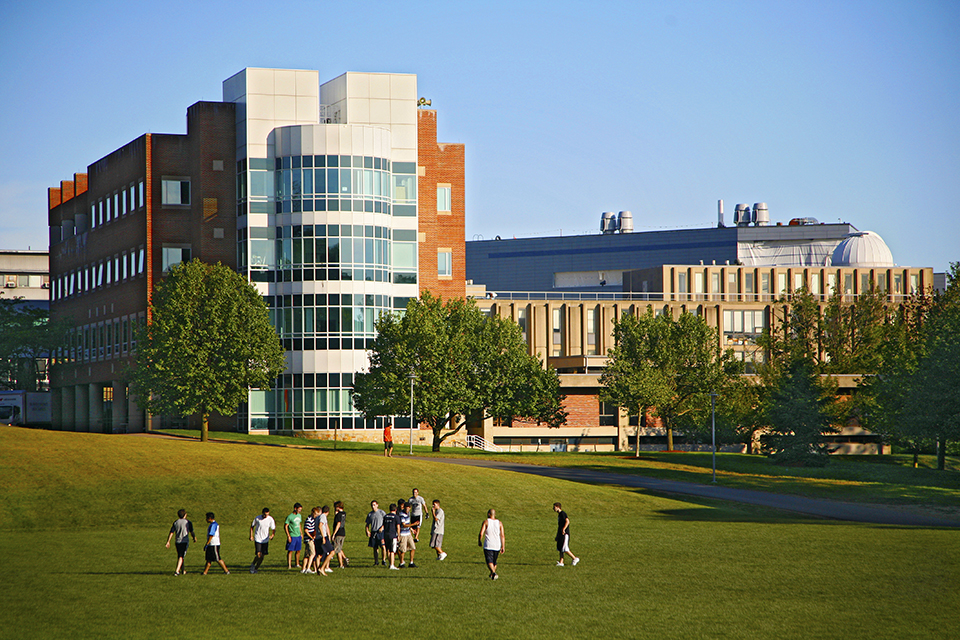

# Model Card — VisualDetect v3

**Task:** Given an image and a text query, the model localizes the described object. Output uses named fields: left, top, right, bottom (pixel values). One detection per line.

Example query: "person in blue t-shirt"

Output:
left=202, top=512, right=230, bottom=575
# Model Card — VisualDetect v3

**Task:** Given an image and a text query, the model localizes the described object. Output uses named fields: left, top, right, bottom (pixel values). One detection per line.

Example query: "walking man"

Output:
left=553, top=502, right=580, bottom=566
left=165, top=509, right=196, bottom=576
left=383, top=503, right=399, bottom=570
left=479, top=508, right=505, bottom=580
left=383, top=419, right=394, bottom=457
left=285, top=503, right=303, bottom=569
left=365, top=500, right=386, bottom=566
left=202, top=512, right=230, bottom=575
left=430, top=499, right=447, bottom=561
left=249, top=507, right=276, bottom=574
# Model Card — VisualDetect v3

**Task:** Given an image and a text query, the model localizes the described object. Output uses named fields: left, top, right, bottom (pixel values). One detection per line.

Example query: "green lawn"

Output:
left=157, top=428, right=960, bottom=511
left=3, top=426, right=959, bottom=640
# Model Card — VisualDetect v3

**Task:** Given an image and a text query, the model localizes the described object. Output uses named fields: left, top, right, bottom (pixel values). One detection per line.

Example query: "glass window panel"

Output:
left=354, top=238, right=364, bottom=264
left=342, top=308, right=353, bottom=333
left=327, top=169, right=338, bottom=194
left=340, top=238, right=352, bottom=264
left=302, top=168, right=313, bottom=195
left=327, top=238, right=340, bottom=263
left=393, top=243, right=416, bottom=269
left=340, top=169, right=351, bottom=194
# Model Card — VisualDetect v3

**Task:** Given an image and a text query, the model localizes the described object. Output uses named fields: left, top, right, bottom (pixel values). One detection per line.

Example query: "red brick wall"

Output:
left=417, top=109, right=466, bottom=300
left=563, top=391, right=600, bottom=429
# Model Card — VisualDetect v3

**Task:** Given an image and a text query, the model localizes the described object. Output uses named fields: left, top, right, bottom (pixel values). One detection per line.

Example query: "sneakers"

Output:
left=438, top=552, right=447, bottom=561
left=173, top=571, right=181, bottom=576
left=389, top=565, right=399, bottom=570
left=324, top=568, right=333, bottom=573
left=572, top=557, right=580, bottom=566
left=556, top=561, right=564, bottom=566
left=399, top=562, right=405, bottom=568
left=409, top=562, right=417, bottom=568
left=491, top=573, right=498, bottom=580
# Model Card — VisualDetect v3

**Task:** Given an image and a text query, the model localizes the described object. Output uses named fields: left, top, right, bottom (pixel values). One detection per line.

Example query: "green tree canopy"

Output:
left=868, top=263, right=960, bottom=469
left=130, top=260, right=286, bottom=441
left=0, top=295, right=71, bottom=392
left=599, top=310, right=741, bottom=451
left=352, top=292, right=566, bottom=451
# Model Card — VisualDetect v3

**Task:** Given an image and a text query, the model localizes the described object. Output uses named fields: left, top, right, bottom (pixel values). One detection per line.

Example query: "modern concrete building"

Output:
left=47, top=68, right=466, bottom=436
left=465, top=218, right=934, bottom=454
left=0, top=250, right=50, bottom=310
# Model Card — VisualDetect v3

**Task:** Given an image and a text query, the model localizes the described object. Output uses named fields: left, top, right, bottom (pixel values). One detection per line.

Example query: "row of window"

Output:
left=52, top=248, right=146, bottom=301
left=90, top=181, right=145, bottom=230
left=270, top=304, right=388, bottom=338
left=3, top=274, right=49, bottom=289
left=59, top=314, right=142, bottom=364
left=675, top=269, right=921, bottom=297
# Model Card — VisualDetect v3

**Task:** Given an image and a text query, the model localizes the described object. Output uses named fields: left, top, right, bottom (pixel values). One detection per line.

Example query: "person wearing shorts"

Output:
left=479, top=508, right=505, bottom=580
left=398, top=503, right=417, bottom=567
left=408, top=488, right=427, bottom=542
left=382, top=503, right=399, bottom=569
left=332, top=501, right=349, bottom=568
left=553, top=502, right=579, bottom=567
left=202, top=512, right=230, bottom=575
left=249, top=507, right=275, bottom=574
left=165, top=509, right=196, bottom=576
left=302, top=506, right=319, bottom=574
left=317, top=506, right=335, bottom=575
left=365, top=500, right=386, bottom=566
left=285, top=502, right=303, bottom=569
left=430, top=499, right=446, bottom=561
left=383, top=420, right=394, bottom=457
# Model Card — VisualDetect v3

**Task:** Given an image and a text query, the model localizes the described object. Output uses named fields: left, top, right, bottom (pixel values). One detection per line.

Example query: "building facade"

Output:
left=47, top=68, right=466, bottom=437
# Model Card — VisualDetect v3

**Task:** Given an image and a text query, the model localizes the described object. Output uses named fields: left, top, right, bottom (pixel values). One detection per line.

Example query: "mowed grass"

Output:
left=2, top=427, right=959, bottom=640
left=158, top=427, right=960, bottom=512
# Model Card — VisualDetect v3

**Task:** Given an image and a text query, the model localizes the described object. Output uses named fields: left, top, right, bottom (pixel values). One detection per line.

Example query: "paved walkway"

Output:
left=414, top=456, right=960, bottom=528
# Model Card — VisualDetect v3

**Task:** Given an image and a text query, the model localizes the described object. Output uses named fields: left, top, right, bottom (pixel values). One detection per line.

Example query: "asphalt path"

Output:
left=413, top=456, right=960, bottom=528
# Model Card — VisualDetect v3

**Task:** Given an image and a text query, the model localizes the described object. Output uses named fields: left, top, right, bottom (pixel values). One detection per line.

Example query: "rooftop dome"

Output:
left=830, top=231, right=894, bottom=267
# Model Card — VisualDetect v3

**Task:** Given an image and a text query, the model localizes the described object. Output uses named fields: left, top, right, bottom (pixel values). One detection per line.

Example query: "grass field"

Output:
left=3, top=426, right=959, bottom=640
left=158, top=428, right=960, bottom=512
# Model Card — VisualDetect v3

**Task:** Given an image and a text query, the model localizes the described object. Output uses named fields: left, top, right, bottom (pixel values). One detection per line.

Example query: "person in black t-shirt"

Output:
left=382, top=504, right=400, bottom=570
left=553, top=502, right=579, bottom=566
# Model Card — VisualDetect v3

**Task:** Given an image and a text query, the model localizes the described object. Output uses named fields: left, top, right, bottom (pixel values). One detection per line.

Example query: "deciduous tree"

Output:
left=600, top=310, right=741, bottom=451
left=352, top=292, right=566, bottom=451
left=130, top=260, right=285, bottom=441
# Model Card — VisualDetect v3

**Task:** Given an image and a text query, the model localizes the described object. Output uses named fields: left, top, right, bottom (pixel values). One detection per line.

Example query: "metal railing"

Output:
left=466, top=434, right=502, bottom=452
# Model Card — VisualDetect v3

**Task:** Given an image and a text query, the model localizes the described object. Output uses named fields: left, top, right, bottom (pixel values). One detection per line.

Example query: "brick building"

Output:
left=47, top=68, right=466, bottom=436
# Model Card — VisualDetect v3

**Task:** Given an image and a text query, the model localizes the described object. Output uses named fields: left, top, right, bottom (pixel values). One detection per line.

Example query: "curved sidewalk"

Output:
left=416, top=456, right=960, bottom=528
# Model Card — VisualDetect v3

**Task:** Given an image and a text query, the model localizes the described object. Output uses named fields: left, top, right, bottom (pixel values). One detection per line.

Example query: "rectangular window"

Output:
left=910, top=274, right=919, bottom=293
left=517, top=307, right=528, bottom=344
left=860, top=272, right=871, bottom=294
left=139, top=181, right=145, bottom=208
left=727, top=271, right=738, bottom=295
left=794, top=272, right=804, bottom=292
left=777, top=273, right=787, bottom=295
left=162, top=246, right=192, bottom=272
left=745, top=272, right=755, bottom=294
left=677, top=272, right=688, bottom=294
left=828, top=273, right=837, bottom=294
left=586, top=308, right=598, bottom=355
left=844, top=274, right=853, bottom=294
left=761, top=272, right=770, bottom=296
left=437, top=249, right=452, bottom=277
left=437, top=185, right=451, bottom=212
left=552, top=307, right=563, bottom=356
left=810, top=272, right=821, bottom=295
left=161, top=179, right=191, bottom=205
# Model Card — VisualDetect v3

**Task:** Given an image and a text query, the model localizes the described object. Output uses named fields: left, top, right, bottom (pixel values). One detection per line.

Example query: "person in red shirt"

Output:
left=383, top=419, right=394, bottom=457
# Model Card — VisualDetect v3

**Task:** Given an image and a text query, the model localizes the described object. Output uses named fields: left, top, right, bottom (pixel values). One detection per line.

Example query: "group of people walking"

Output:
left=165, top=495, right=579, bottom=579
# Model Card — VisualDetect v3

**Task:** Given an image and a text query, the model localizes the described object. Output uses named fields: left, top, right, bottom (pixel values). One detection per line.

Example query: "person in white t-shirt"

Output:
left=478, top=509, right=505, bottom=580
left=249, top=507, right=276, bottom=574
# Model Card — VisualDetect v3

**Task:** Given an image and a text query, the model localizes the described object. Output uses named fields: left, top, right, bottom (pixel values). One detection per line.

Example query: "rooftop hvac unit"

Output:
left=753, top=202, right=769, bottom=226
left=601, top=211, right=618, bottom=234
left=734, top=204, right=751, bottom=226
left=617, top=211, right=633, bottom=233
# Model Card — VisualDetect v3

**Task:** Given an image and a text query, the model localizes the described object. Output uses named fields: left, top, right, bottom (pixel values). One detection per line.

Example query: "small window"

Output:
left=162, top=246, right=192, bottom=272
left=162, top=179, right=191, bottom=205
left=437, top=185, right=451, bottom=212
left=437, top=249, right=452, bottom=277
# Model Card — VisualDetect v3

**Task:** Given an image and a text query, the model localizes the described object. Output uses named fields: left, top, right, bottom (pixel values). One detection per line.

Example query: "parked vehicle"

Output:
left=0, top=391, right=52, bottom=427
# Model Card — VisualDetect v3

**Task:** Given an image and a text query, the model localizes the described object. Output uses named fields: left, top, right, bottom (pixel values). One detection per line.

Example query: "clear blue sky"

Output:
left=1, top=0, right=957, bottom=271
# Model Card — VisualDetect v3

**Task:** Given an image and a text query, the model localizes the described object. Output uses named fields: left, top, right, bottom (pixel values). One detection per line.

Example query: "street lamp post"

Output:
left=710, top=392, right=718, bottom=483
left=409, top=371, right=416, bottom=455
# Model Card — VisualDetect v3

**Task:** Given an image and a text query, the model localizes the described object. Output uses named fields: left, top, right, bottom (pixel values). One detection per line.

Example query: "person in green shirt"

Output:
left=285, top=503, right=303, bottom=569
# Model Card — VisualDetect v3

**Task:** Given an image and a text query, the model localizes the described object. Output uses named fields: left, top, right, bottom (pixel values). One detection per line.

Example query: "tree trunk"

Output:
left=937, top=436, right=946, bottom=471
left=201, top=413, right=209, bottom=443
left=666, top=427, right=674, bottom=452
